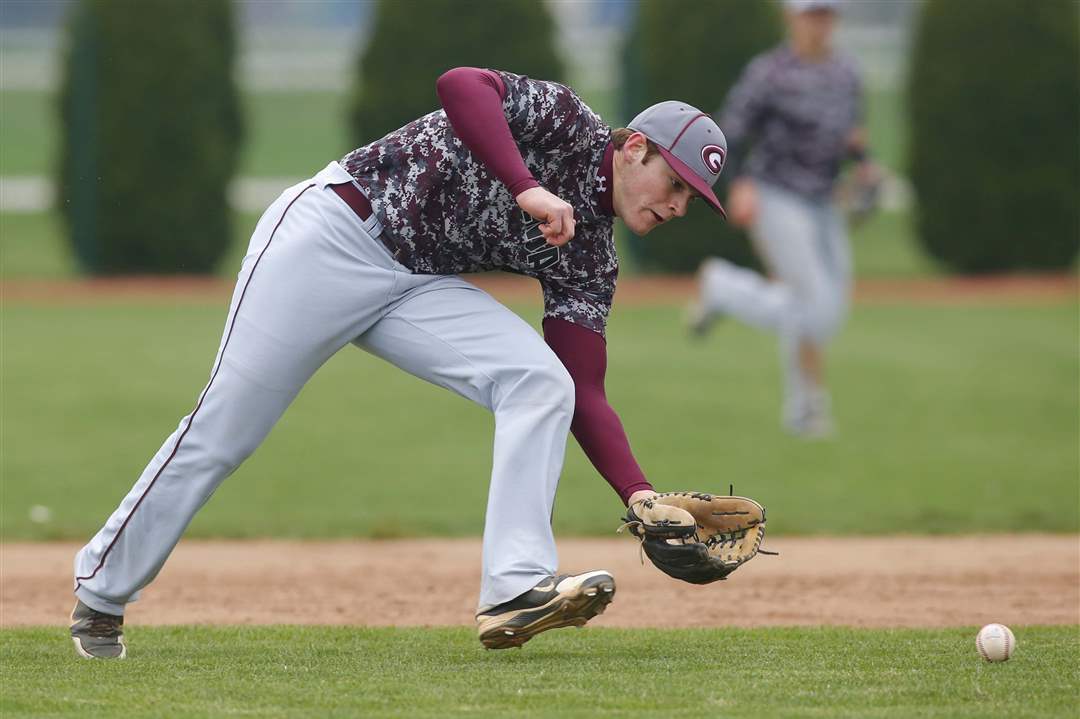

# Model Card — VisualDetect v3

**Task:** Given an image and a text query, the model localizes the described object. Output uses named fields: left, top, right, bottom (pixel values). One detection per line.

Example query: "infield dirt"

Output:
left=4, top=535, right=1076, bottom=628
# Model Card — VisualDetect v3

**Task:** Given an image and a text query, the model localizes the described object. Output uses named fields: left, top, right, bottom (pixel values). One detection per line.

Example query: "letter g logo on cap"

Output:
left=701, top=145, right=726, bottom=175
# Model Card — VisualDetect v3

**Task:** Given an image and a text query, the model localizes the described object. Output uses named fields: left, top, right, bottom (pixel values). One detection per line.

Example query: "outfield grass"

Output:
left=1, top=626, right=1076, bottom=718
left=0, top=206, right=936, bottom=280
left=3, top=300, right=1075, bottom=540
left=866, top=86, right=906, bottom=172
left=0, top=211, right=70, bottom=277
left=0, top=90, right=351, bottom=178
left=1, top=84, right=931, bottom=280
left=237, top=92, right=353, bottom=177
left=850, top=208, right=936, bottom=277
left=0, top=83, right=907, bottom=177
left=0, top=90, right=58, bottom=176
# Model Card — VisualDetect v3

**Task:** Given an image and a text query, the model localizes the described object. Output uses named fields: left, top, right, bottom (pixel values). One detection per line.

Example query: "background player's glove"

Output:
left=619, top=491, right=769, bottom=584
left=836, top=161, right=883, bottom=228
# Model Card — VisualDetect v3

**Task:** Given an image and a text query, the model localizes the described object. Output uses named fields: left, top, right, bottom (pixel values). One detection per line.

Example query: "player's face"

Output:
left=788, top=8, right=836, bottom=55
left=613, top=136, right=699, bottom=236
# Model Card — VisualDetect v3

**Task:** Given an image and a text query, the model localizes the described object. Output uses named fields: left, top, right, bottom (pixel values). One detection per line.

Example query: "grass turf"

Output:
left=0, top=90, right=351, bottom=179
left=2, top=626, right=1077, bottom=718
left=0, top=206, right=937, bottom=280
left=3, top=301, right=1076, bottom=539
left=0, top=84, right=908, bottom=177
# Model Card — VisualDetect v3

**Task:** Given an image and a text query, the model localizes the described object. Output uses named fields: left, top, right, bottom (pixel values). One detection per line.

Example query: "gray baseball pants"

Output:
left=74, top=162, right=572, bottom=615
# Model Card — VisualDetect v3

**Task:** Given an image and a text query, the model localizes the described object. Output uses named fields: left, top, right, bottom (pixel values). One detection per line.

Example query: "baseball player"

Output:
left=687, top=0, right=880, bottom=437
left=70, top=67, right=731, bottom=658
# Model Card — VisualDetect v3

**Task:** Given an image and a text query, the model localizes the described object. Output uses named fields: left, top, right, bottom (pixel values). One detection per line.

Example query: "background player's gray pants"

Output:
left=75, top=163, right=572, bottom=615
left=699, top=181, right=851, bottom=423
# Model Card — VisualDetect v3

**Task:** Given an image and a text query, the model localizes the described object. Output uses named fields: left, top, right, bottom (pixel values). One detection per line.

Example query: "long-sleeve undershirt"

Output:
left=437, top=67, right=653, bottom=505
left=436, top=67, right=540, bottom=198
left=543, top=318, right=653, bottom=504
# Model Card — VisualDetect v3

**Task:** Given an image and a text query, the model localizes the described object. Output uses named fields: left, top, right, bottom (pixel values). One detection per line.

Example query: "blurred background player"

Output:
left=687, top=0, right=880, bottom=438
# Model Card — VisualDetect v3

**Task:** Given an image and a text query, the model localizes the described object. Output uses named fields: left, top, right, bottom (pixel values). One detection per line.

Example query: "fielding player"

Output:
left=688, top=0, right=881, bottom=437
left=70, top=67, right=730, bottom=658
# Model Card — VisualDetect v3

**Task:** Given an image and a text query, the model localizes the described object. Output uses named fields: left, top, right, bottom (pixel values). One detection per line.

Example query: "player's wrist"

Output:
left=626, top=488, right=657, bottom=507
left=510, top=178, right=542, bottom=199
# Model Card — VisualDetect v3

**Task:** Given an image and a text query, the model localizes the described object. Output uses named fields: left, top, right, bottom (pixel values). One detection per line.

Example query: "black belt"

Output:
left=330, top=182, right=373, bottom=221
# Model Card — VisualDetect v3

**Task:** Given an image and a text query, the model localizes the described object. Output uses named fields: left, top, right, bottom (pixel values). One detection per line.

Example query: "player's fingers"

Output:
left=541, top=224, right=570, bottom=247
left=546, top=206, right=574, bottom=246
left=542, top=212, right=565, bottom=246
left=547, top=212, right=563, bottom=237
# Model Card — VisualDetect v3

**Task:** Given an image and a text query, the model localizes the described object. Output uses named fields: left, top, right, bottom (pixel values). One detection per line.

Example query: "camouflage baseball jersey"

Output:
left=719, top=45, right=863, bottom=199
left=340, top=71, right=617, bottom=335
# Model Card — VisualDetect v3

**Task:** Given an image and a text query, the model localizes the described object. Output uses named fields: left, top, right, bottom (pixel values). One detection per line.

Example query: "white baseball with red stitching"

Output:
left=976, top=623, right=1016, bottom=662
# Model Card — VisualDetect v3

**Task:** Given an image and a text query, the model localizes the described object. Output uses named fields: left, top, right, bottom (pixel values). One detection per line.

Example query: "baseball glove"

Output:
left=836, top=163, right=883, bottom=228
left=619, top=491, right=772, bottom=584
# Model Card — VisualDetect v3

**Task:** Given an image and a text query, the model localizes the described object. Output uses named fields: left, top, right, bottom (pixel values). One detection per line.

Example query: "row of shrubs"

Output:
left=60, top=0, right=1078, bottom=275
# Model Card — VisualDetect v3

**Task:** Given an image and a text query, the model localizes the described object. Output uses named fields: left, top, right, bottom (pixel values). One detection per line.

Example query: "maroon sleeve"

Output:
left=543, top=318, right=654, bottom=505
left=436, top=67, right=541, bottom=197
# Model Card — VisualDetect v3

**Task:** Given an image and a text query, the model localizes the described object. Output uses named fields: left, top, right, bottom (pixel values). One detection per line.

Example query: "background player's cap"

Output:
left=627, top=101, right=728, bottom=218
left=784, top=0, right=841, bottom=12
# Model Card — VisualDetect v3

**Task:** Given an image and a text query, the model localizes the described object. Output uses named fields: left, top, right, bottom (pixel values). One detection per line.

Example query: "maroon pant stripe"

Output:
left=76, top=183, right=317, bottom=584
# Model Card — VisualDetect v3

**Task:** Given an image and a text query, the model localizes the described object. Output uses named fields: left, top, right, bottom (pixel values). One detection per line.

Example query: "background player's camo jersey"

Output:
left=341, top=71, right=617, bottom=336
left=720, top=45, right=863, bottom=200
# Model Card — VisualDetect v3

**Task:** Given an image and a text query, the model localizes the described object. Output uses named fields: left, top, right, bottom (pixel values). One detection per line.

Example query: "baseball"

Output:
left=976, top=623, right=1016, bottom=662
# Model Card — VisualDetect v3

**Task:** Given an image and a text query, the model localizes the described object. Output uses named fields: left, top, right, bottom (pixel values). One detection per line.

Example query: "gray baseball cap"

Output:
left=784, top=0, right=841, bottom=12
left=627, top=101, right=728, bottom=217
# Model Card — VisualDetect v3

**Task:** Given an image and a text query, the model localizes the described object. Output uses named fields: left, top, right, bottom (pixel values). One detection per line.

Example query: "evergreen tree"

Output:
left=350, top=0, right=565, bottom=145
left=59, top=0, right=243, bottom=274
left=908, top=0, right=1079, bottom=272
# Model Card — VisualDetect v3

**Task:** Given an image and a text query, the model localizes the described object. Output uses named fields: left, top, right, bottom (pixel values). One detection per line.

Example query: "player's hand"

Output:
left=516, top=186, right=576, bottom=247
left=856, top=160, right=883, bottom=187
left=845, top=160, right=884, bottom=227
left=627, top=489, right=658, bottom=507
left=727, top=178, right=758, bottom=229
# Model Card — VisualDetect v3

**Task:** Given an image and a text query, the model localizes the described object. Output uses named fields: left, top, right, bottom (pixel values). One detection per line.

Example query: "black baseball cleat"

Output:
left=476, top=570, right=616, bottom=650
left=70, top=600, right=127, bottom=659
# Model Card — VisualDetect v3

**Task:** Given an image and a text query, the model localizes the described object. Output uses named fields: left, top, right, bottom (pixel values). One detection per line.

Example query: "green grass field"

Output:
left=0, top=90, right=352, bottom=179
left=3, top=83, right=1077, bottom=719
left=0, top=206, right=937, bottom=280
left=2, top=626, right=1076, bottom=718
left=0, top=83, right=932, bottom=285
left=5, top=56, right=1077, bottom=719
left=3, top=299, right=1076, bottom=540
left=0, top=84, right=906, bottom=178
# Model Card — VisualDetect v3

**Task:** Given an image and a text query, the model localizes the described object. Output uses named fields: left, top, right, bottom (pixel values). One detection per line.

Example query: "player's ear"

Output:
left=622, top=132, right=649, bottom=164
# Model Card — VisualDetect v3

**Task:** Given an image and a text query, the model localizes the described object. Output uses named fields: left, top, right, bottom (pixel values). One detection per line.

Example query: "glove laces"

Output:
left=616, top=520, right=649, bottom=564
